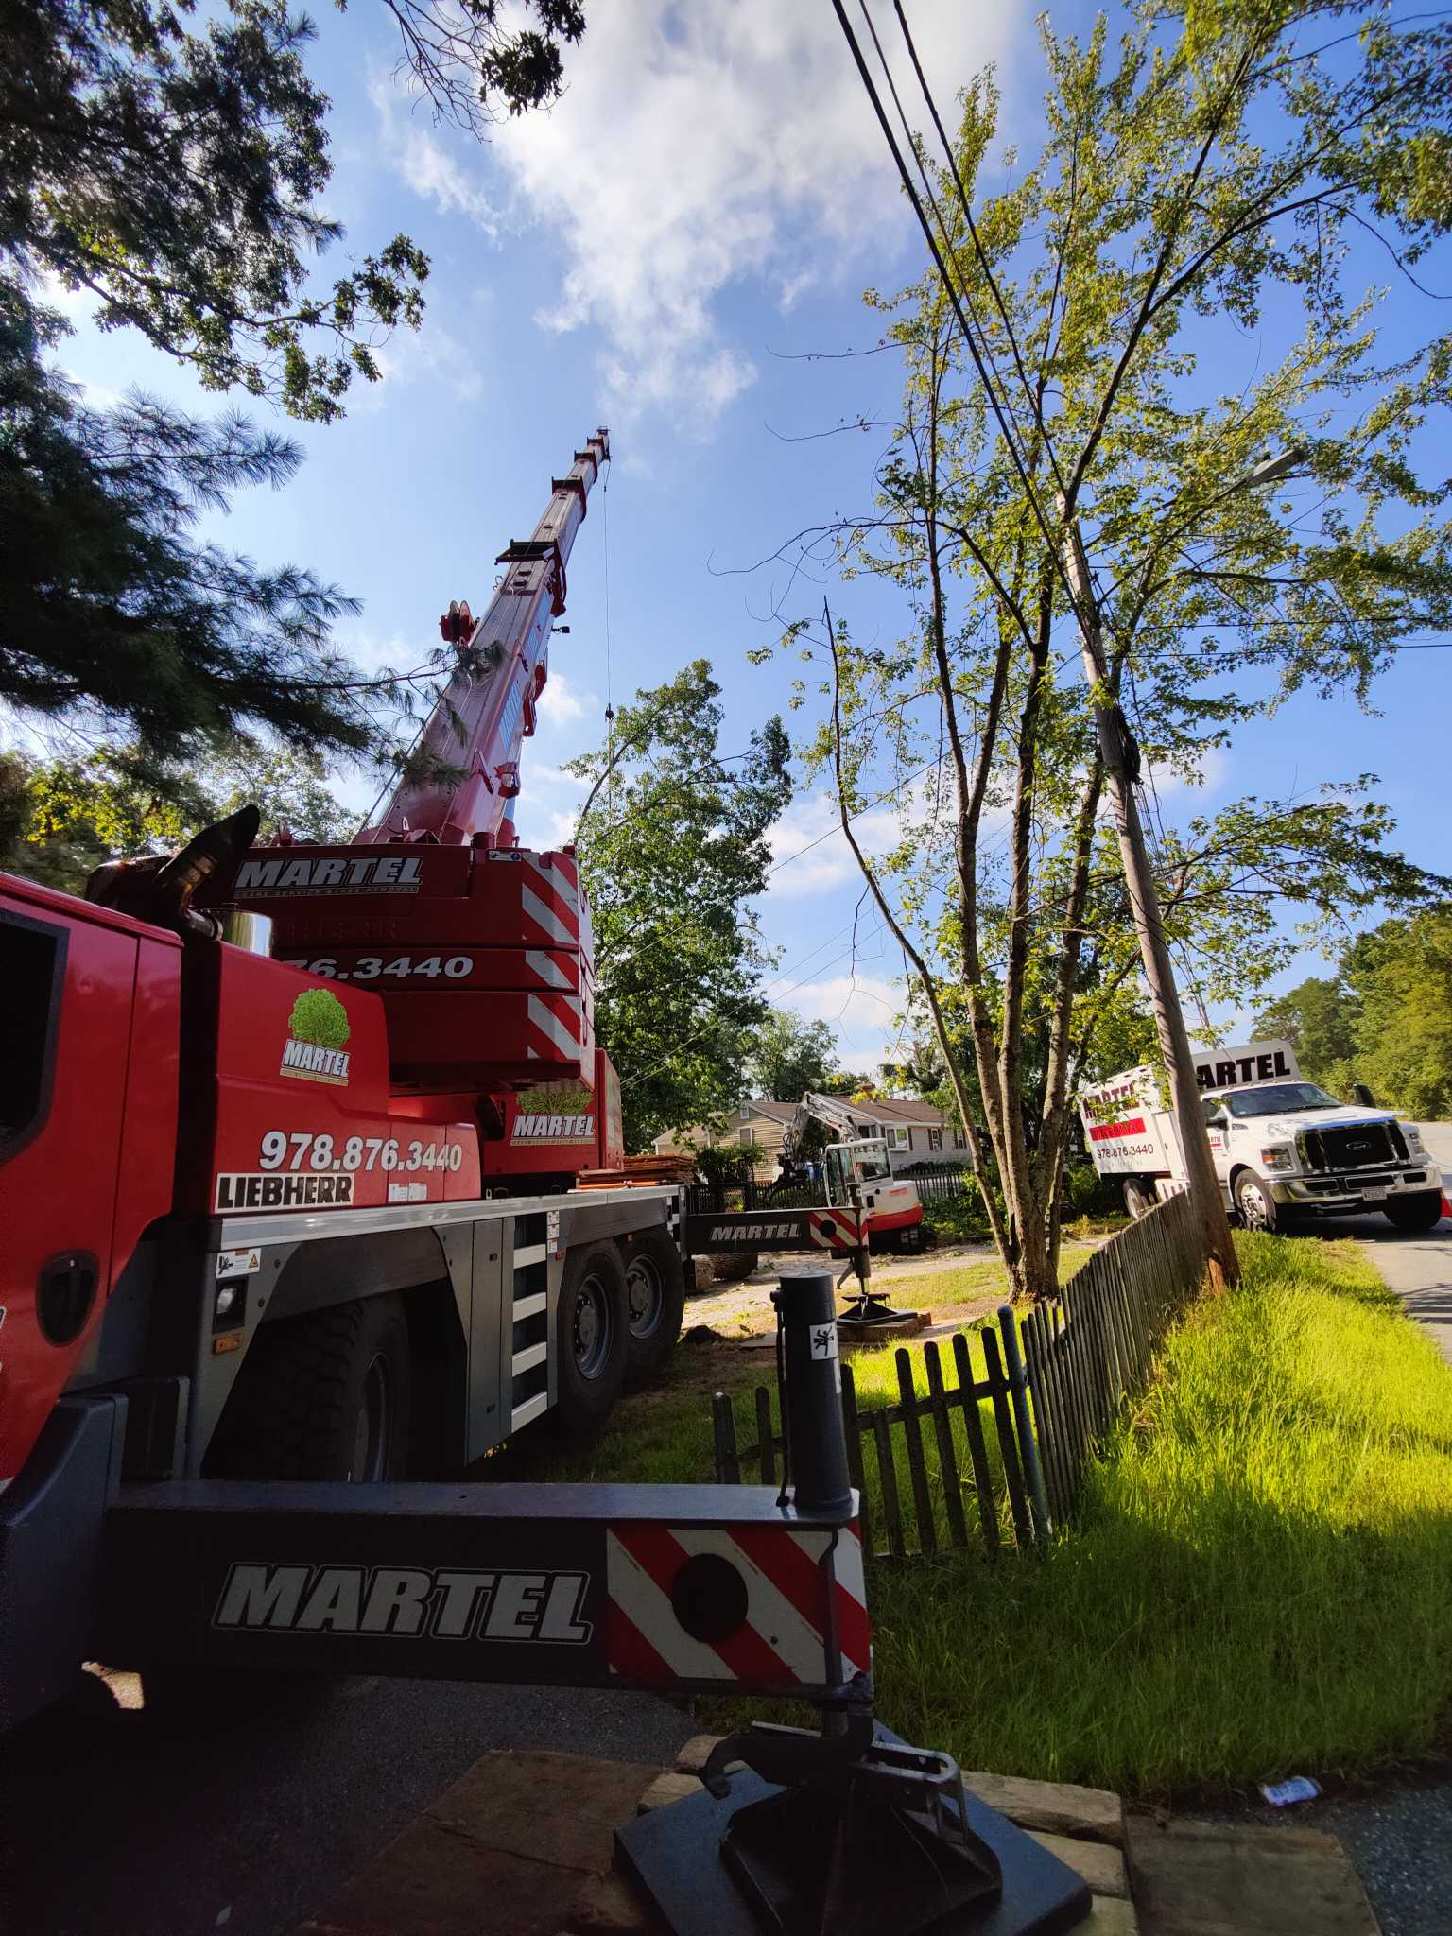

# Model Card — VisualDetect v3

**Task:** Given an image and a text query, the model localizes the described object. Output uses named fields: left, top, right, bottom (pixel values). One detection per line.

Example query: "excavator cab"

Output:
left=824, top=1137, right=893, bottom=1204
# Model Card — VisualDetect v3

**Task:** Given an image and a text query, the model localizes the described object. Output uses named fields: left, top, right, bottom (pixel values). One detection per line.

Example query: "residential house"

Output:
left=796, top=1096, right=973, bottom=1175
left=652, top=1099, right=800, bottom=1175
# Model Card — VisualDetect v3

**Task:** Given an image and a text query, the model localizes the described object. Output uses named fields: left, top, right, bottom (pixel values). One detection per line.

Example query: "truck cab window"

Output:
left=0, top=915, right=64, bottom=1158
left=1222, top=1083, right=1339, bottom=1119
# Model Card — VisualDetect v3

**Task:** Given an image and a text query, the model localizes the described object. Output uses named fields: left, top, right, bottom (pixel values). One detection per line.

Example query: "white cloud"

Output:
left=489, top=1, right=1017, bottom=433
left=369, top=77, right=500, bottom=232
left=1145, top=744, right=1232, bottom=800
left=780, top=972, right=905, bottom=1070
left=767, top=780, right=959, bottom=895
left=367, top=312, right=487, bottom=406
left=538, top=665, right=593, bottom=725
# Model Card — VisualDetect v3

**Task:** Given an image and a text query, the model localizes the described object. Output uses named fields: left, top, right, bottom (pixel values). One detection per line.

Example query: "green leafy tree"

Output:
left=0, top=742, right=350, bottom=893
left=0, top=289, right=405, bottom=762
left=566, top=661, right=791, bottom=1151
left=1254, top=976, right=1360, bottom=1089
left=1342, top=911, right=1452, bottom=1118
left=746, top=1009, right=839, bottom=1102
left=768, top=3, right=1452, bottom=1298
left=3, top=0, right=585, bottom=419
left=1256, top=912, right=1452, bottom=1116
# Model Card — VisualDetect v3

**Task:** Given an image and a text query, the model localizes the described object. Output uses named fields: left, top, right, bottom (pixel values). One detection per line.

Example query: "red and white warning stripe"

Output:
left=524, top=991, right=585, bottom=1063
left=806, top=1208, right=863, bottom=1250
left=604, top=1520, right=870, bottom=1693
left=524, top=948, right=576, bottom=993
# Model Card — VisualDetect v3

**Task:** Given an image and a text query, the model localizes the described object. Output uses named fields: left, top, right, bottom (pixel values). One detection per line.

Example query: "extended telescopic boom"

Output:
left=359, top=429, right=610, bottom=847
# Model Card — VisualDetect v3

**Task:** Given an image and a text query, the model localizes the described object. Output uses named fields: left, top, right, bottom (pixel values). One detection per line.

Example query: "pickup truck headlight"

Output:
left=1259, top=1146, right=1294, bottom=1171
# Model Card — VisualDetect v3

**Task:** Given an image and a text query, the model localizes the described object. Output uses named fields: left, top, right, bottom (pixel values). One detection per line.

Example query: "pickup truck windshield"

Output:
left=1218, top=1083, right=1341, bottom=1119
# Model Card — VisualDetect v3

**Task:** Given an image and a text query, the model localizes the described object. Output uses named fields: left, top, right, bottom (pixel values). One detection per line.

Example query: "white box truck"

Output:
left=1079, top=1040, right=1443, bottom=1234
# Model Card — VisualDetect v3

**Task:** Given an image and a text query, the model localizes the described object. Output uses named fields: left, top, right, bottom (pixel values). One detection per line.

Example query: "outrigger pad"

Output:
left=615, top=1739, right=1092, bottom=1936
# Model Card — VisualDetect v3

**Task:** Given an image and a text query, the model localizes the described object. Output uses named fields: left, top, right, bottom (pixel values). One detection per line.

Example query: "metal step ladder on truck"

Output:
left=1078, top=1038, right=1443, bottom=1235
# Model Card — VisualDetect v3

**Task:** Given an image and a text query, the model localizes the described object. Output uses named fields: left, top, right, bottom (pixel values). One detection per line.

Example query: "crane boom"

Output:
left=361, top=428, right=609, bottom=847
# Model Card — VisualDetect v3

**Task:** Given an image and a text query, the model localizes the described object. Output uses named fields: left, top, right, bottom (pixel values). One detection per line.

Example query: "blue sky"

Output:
left=33, top=2, right=1448, bottom=1076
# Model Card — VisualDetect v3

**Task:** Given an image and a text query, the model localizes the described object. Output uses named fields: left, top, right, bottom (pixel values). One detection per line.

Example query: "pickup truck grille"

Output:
left=1302, top=1122, right=1406, bottom=1172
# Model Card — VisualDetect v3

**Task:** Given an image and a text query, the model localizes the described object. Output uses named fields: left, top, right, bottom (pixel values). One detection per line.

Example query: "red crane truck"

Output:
left=0, top=430, right=694, bottom=1727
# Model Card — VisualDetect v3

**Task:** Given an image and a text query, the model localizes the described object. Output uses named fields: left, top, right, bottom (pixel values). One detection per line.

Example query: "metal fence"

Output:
left=711, top=1192, right=1207, bottom=1555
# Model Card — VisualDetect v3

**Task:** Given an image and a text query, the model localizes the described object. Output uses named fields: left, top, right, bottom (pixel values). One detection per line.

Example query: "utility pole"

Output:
left=1061, top=518, right=1239, bottom=1291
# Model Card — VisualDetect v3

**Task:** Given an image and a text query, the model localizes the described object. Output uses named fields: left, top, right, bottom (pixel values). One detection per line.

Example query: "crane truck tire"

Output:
left=621, top=1227, right=686, bottom=1386
left=550, top=1242, right=630, bottom=1442
left=141, top=1296, right=414, bottom=1729
left=1383, top=1190, right=1445, bottom=1233
left=206, top=1294, right=413, bottom=1482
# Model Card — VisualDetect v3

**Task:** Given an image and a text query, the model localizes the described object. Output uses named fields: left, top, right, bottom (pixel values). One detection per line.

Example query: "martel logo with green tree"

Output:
left=281, top=987, right=352, bottom=1085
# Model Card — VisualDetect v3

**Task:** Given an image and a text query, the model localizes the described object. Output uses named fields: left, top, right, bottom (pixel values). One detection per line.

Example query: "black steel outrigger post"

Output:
left=615, top=1270, right=1091, bottom=1936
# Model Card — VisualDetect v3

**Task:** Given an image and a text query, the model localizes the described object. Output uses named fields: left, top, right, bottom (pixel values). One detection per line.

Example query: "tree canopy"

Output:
left=3, top=0, right=585, bottom=420
left=763, top=2, right=1452, bottom=1297
left=1256, top=910, right=1452, bottom=1119
left=745, top=1009, right=840, bottom=1103
left=565, top=661, right=791, bottom=1151
left=0, top=741, right=352, bottom=893
left=0, top=0, right=584, bottom=774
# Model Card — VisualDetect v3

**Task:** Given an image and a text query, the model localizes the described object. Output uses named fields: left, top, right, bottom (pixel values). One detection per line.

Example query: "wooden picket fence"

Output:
left=711, top=1191, right=1207, bottom=1558
left=1022, top=1187, right=1205, bottom=1525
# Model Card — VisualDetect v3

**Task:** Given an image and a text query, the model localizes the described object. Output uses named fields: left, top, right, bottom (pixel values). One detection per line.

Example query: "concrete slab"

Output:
left=295, top=1751, right=657, bottom=1936
left=966, top=1768, right=1127, bottom=1847
left=1030, top=1829, right=1131, bottom=1898
left=1124, top=1813, right=1380, bottom=1935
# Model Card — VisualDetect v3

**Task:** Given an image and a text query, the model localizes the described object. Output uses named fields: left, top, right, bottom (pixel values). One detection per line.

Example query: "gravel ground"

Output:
left=1316, top=1785, right=1452, bottom=1936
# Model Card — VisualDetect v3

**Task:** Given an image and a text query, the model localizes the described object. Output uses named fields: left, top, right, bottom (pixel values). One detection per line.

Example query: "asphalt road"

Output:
left=2, top=1671, right=696, bottom=1936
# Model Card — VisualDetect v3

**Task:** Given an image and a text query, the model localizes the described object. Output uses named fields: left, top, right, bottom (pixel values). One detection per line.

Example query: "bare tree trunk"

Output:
left=1034, top=757, right=1103, bottom=1273
left=1062, top=521, right=1238, bottom=1291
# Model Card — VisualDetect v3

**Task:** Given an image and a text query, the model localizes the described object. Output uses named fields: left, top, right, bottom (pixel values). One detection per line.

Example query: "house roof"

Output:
left=744, top=1099, right=799, bottom=1125
left=833, top=1097, right=945, bottom=1127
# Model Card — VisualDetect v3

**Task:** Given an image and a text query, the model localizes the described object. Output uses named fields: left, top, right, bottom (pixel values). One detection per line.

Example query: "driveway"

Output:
left=3, top=1661, right=694, bottom=1936
left=1342, top=1131, right=1452, bottom=1364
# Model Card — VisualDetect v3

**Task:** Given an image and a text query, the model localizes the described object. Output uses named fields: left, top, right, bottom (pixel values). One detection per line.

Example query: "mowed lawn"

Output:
left=500, top=1233, right=1452, bottom=1796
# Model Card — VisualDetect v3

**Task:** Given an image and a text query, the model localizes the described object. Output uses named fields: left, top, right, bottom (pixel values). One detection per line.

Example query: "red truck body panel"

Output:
left=231, top=844, right=594, bottom=1097
left=178, top=946, right=481, bottom=1216
left=0, top=877, right=181, bottom=1487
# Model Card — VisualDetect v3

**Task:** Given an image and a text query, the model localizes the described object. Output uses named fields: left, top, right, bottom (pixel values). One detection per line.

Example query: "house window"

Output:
left=738, top=1126, right=755, bottom=1147
left=928, top=1128, right=943, bottom=1152
left=888, top=1126, right=909, bottom=1151
left=952, top=1127, right=966, bottom=1149
left=739, top=1104, right=753, bottom=1123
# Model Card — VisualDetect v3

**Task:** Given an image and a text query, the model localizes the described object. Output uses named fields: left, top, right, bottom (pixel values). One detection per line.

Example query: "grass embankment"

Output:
left=876, top=1233, right=1452, bottom=1795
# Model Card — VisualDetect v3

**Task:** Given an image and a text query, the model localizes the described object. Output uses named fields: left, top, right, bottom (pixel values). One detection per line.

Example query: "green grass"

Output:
left=869, top=1233, right=1452, bottom=1796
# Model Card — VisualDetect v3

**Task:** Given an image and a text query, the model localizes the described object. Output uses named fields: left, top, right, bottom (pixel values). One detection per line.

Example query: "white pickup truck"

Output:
left=1079, top=1039, right=1444, bottom=1235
